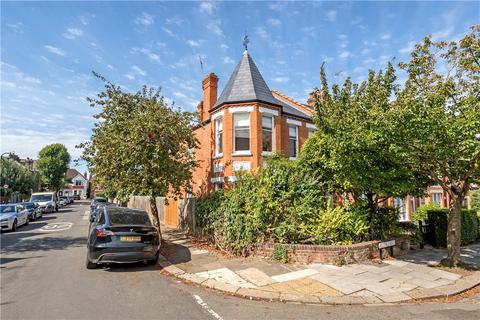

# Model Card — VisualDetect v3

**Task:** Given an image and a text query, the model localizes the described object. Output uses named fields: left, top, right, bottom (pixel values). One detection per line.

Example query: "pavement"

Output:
left=1, top=203, right=480, bottom=320
left=160, top=227, right=480, bottom=304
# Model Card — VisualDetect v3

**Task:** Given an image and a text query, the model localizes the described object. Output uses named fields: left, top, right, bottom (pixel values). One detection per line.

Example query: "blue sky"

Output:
left=1, top=1, right=478, bottom=172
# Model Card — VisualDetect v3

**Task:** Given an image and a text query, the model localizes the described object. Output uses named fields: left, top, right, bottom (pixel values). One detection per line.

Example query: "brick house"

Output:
left=191, top=49, right=315, bottom=194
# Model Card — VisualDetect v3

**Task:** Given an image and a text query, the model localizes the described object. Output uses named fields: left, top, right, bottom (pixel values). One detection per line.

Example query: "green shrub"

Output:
left=272, top=244, right=289, bottom=263
left=471, top=191, right=480, bottom=212
left=306, top=205, right=369, bottom=245
left=427, top=209, right=479, bottom=247
left=412, top=202, right=440, bottom=224
left=195, top=190, right=224, bottom=233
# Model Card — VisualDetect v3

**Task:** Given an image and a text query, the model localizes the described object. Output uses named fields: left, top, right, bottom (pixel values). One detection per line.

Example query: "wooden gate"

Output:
left=164, top=198, right=179, bottom=227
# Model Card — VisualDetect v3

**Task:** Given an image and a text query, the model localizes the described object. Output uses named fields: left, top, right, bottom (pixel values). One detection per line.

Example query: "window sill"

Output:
left=213, top=154, right=223, bottom=159
left=261, top=151, right=275, bottom=156
left=289, top=157, right=297, bottom=160
left=232, top=151, right=252, bottom=157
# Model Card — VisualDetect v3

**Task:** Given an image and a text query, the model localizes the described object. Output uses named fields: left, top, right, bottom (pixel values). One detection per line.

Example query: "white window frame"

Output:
left=431, top=192, right=443, bottom=205
left=214, top=117, right=223, bottom=157
left=288, top=125, right=299, bottom=160
left=261, top=115, right=275, bottom=155
left=232, top=112, right=251, bottom=156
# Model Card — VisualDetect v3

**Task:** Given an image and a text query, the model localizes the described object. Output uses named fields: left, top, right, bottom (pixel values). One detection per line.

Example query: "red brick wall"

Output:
left=254, top=241, right=381, bottom=265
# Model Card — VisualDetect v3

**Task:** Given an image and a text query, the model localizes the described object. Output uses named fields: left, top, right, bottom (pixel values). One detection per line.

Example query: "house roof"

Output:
left=212, top=50, right=280, bottom=109
left=66, top=169, right=85, bottom=180
left=211, top=50, right=312, bottom=121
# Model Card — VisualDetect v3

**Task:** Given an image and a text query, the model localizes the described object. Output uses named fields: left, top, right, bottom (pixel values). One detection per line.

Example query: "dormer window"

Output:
left=214, top=117, right=223, bottom=156
left=233, top=113, right=250, bottom=154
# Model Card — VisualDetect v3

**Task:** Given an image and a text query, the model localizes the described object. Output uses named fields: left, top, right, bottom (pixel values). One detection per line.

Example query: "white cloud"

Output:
left=207, top=20, right=223, bottom=37
left=267, top=18, right=281, bottom=27
left=131, top=65, right=146, bottom=76
left=380, top=33, right=391, bottom=40
left=162, top=27, right=178, bottom=38
left=325, top=10, right=337, bottom=21
left=166, top=16, right=185, bottom=26
left=124, top=65, right=146, bottom=80
left=44, top=45, right=66, bottom=56
left=273, top=76, right=289, bottom=83
left=398, top=41, right=416, bottom=54
left=223, top=57, right=234, bottom=64
left=187, top=40, right=201, bottom=47
left=338, top=34, right=347, bottom=39
left=135, top=13, right=154, bottom=26
left=63, top=27, right=83, bottom=40
left=431, top=27, right=454, bottom=41
left=199, top=1, right=216, bottom=15
left=130, top=47, right=161, bottom=63
left=220, top=44, right=229, bottom=49
left=256, top=27, right=270, bottom=39
left=173, top=91, right=187, bottom=99
left=302, top=26, right=316, bottom=37
left=7, top=22, right=23, bottom=33
left=338, top=51, right=351, bottom=60
left=107, top=64, right=115, bottom=70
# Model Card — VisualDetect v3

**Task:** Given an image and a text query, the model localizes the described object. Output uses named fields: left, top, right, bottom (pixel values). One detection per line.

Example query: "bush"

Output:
left=412, top=202, right=440, bottom=224
left=195, top=190, right=224, bottom=233
left=471, top=190, right=480, bottom=212
left=272, top=244, right=289, bottom=263
left=306, top=205, right=369, bottom=245
left=427, top=209, right=479, bottom=246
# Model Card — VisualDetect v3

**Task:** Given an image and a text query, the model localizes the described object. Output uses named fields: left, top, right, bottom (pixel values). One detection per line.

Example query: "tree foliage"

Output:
left=393, top=26, right=480, bottom=266
left=0, top=159, right=36, bottom=198
left=78, top=73, right=198, bottom=231
left=36, top=143, right=71, bottom=192
left=301, top=63, right=428, bottom=215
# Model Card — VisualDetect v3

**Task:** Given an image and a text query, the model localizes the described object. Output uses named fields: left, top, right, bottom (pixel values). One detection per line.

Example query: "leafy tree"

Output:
left=0, top=158, right=35, bottom=199
left=393, top=26, right=480, bottom=266
left=301, top=63, right=427, bottom=225
left=79, top=73, right=198, bottom=236
left=36, top=144, right=71, bottom=192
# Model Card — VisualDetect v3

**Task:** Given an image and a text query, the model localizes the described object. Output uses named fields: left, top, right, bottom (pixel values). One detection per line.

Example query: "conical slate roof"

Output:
left=211, top=50, right=280, bottom=109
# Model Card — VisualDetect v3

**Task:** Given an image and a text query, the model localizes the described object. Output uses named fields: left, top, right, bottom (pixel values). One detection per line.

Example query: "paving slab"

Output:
left=271, top=268, right=319, bottom=282
left=237, top=267, right=277, bottom=286
left=196, top=267, right=256, bottom=288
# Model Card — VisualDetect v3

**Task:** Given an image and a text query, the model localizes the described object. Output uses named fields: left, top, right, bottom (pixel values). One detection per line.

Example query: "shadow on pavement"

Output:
left=160, top=242, right=192, bottom=265
left=102, top=262, right=160, bottom=273
left=0, top=256, right=43, bottom=266
left=1, top=235, right=86, bottom=255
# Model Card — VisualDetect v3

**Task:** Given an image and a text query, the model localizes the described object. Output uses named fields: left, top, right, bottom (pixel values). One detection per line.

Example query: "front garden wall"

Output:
left=254, top=236, right=411, bottom=265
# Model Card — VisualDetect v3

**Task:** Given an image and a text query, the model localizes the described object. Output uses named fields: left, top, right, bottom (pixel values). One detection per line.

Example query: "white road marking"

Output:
left=192, top=295, right=224, bottom=320
left=82, top=210, right=90, bottom=220
left=39, top=222, right=73, bottom=232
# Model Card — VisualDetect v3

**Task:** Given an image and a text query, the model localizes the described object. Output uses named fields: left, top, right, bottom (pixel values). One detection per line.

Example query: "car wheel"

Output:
left=85, top=255, right=97, bottom=269
left=11, top=219, right=17, bottom=232
left=147, top=252, right=160, bottom=265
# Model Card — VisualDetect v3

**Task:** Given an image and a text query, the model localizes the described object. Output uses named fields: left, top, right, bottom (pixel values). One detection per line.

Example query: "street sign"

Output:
left=379, top=239, right=396, bottom=249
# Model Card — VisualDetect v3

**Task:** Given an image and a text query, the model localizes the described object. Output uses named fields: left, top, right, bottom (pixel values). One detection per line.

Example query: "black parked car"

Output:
left=86, top=207, right=160, bottom=269
left=90, top=202, right=116, bottom=221
left=90, top=197, right=107, bottom=212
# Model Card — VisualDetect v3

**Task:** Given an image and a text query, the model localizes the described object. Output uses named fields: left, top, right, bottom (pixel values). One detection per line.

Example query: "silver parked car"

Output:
left=0, top=204, right=29, bottom=232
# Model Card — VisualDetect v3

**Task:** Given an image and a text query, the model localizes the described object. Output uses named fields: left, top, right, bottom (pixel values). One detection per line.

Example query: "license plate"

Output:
left=120, top=236, right=141, bottom=242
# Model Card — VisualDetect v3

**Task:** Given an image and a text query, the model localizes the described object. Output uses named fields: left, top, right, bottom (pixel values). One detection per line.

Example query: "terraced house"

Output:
left=191, top=48, right=315, bottom=194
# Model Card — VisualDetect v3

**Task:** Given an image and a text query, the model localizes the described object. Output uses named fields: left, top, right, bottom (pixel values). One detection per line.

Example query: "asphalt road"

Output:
left=1, top=203, right=479, bottom=320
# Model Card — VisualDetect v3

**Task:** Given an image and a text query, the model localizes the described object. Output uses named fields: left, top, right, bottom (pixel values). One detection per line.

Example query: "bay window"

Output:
left=214, top=117, right=223, bottom=156
left=233, top=113, right=250, bottom=153
left=289, top=125, right=298, bottom=158
left=262, top=115, right=274, bottom=152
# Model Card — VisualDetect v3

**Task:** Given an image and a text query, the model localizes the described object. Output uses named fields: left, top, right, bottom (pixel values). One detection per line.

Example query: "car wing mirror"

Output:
left=89, top=216, right=95, bottom=222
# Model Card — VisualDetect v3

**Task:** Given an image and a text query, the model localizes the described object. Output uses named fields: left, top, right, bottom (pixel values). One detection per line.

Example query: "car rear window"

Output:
left=107, top=209, right=151, bottom=226
left=95, top=198, right=107, bottom=203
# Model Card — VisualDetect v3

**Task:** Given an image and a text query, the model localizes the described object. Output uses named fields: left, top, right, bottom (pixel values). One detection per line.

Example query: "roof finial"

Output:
left=243, top=31, right=249, bottom=52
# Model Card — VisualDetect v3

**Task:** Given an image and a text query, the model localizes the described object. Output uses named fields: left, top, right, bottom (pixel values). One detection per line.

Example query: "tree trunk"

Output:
left=149, top=196, right=162, bottom=240
left=444, top=193, right=463, bottom=267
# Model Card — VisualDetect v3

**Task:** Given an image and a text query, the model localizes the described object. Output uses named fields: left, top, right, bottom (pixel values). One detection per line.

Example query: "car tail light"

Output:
left=95, top=228, right=115, bottom=237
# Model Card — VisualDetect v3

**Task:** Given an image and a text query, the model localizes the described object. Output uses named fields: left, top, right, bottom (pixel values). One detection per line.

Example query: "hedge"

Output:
left=426, top=209, right=479, bottom=247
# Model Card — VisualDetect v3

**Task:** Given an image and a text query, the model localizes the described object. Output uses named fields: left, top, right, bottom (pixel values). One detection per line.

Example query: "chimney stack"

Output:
left=202, top=73, right=218, bottom=120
